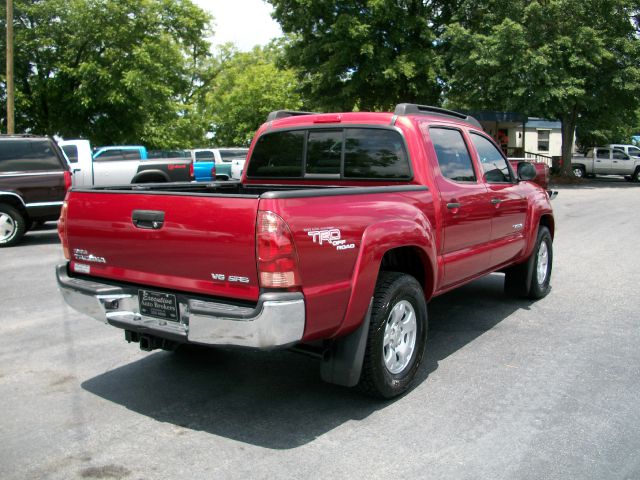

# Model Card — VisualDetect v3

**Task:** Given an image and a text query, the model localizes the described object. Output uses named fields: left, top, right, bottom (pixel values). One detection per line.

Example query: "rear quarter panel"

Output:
left=261, top=188, right=436, bottom=341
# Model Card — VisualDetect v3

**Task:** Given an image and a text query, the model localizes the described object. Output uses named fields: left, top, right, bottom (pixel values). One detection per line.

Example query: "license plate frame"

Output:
left=138, top=289, right=179, bottom=322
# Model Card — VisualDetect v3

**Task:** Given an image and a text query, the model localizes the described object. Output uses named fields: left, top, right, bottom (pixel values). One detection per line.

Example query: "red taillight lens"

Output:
left=256, top=211, right=301, bottom=288
left=211, top=165, right=216, bottom=179
left=57, top=198, right=70, bottom=260
left=63, top=170, right=72, bottom=191
left=189, top=161, right=194, bottom=180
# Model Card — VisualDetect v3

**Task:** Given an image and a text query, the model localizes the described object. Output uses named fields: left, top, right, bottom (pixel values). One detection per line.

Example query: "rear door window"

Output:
left=247, top=128, right=410, bottom=180
left=0, top=139, right=63, bottom=172
left=94, top=149, right=124, bottom=162
left=429, top=128, right=476, bottom=182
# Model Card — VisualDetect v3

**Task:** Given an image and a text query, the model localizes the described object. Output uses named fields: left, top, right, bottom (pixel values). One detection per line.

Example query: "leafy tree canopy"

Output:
left=443, top=0, right=640, bottom=172
left=267, top=0, right=447, bottom=111
left=206, top=43, right=302, bottom=146
left=1, top=0, right=213, bottom=148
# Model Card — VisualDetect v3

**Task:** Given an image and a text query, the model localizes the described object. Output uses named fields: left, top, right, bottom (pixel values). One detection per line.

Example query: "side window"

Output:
left=247, top=130, right=305, bottom=178
left=61, top=145, right=79, bottom=163
left=537, top=130, right=550, bottom=152
left=612, top=150, right=628, bottom=160
left=195, top=151, right=215, bottom=162
left=0, top=139, right=63, bottom=172
left=123, top=150, right=142, bottom=161
left=306, top=130, right=342, bottom=175
left=429, top=127, right=476, bottom=182
left=343, top=128, right=410, bottom=179
left=94, top=149, right=125, bottom=162
left=596, top=149, right=610, bottom=159
left=470, top=133, right=512, bottom=183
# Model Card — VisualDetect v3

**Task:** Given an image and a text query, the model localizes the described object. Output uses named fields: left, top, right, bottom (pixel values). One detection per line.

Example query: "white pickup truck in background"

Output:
left=59, top=140, right=193, bottom=187
left=571, top=147, right=640, bottom=181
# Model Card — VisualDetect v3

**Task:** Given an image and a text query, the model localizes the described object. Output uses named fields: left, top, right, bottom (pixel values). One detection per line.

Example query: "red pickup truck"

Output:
left=56, top=104, right=555, bottom=398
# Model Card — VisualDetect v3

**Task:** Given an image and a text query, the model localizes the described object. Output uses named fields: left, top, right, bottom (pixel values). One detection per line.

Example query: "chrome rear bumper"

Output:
left=56, top=264, right=305, bottom=348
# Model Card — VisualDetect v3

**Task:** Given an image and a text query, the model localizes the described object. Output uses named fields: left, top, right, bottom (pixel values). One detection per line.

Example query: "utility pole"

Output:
left=6, top=0, right=15, bottom=134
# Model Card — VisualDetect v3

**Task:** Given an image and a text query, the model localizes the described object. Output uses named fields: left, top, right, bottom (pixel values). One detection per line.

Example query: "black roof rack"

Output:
left=266, top=110, right=318, bottom=122
left=394, top=103, right=482, bottom=129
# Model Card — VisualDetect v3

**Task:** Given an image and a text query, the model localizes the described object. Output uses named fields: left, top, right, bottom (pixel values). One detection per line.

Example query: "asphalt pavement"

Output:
left=1, top=177, right=639, bottom=479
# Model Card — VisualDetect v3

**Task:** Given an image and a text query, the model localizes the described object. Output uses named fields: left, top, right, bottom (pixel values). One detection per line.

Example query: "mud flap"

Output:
left=320, top=300, right=372, bottom=387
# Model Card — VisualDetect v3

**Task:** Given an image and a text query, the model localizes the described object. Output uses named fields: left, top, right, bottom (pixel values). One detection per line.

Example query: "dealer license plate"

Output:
left=138, top=289, right=179, bottom=322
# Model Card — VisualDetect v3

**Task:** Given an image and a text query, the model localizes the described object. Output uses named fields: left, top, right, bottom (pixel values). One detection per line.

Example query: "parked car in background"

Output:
left=572, top=147, right=640, bottom=181
left=607, top=144, right=640, bottom=158
left=59, top=140, right=193, bottom=187
left=190, top=148, right=248, bottom=181
left=0, top=135, right=71, bottom=246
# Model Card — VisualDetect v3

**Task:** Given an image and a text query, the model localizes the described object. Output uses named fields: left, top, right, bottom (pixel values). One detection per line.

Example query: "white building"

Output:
left=473, top=112, right=575, bottom=162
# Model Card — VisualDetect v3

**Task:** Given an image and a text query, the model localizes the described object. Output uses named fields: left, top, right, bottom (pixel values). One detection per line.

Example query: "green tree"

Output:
left=206, top=43, right=302, bottom=146
left=268, top=0, right=447, bottom=111
left=443, top=0, right=640, bottom=175
left=1, top=0, right=213, bottom=148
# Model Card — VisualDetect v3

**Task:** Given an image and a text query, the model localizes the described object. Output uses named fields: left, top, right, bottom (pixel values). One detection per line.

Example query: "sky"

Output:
left=192, top=0, right=283, bottom=51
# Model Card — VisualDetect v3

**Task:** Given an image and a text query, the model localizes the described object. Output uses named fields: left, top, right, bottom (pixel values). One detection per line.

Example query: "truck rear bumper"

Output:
left=56, top=264, right=305, bottom=348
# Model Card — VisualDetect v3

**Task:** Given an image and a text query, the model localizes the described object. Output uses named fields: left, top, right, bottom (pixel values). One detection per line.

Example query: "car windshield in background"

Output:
left=195, top=151, right=215, bottom=162
left=0, top=139, right=63, bottom=172
left=220, top=149, right=248, bottom=161
left=247, top=128, right=410, bottom=180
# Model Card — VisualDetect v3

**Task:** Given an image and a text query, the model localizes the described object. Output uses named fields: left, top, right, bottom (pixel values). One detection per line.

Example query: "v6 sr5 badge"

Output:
left=306, top=228, right=356, bottom=251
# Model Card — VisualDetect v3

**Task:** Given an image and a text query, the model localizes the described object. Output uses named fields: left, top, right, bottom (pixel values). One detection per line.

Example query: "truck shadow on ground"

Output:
left=81, top=273, right=532, bottom=449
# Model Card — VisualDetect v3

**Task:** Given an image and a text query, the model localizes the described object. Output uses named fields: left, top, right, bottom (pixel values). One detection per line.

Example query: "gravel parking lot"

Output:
left=2, top=178, right=639, bottom=480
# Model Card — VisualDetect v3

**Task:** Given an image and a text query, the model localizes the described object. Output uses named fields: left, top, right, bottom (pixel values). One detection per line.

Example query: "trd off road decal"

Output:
left=306, top=227, right=356, bottom=251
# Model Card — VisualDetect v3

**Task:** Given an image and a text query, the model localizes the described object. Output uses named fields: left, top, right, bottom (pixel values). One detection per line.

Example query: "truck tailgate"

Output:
left=65, top=191, right=260, bottom=301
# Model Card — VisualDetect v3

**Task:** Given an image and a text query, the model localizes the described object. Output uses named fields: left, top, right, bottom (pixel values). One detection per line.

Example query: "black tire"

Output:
left=0, top=204, right=27, bottom=247
left=633, top=168, right=640, bottom=182
left=358, top=272, right=428, bottom=399
left=504, top=226, right=553, bottom=299
left=572, top=165, right=586, bottom=178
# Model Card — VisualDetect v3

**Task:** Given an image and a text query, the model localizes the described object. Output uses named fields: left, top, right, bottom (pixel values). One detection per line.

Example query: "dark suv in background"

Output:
left=0, top=135, right=71, bottom=247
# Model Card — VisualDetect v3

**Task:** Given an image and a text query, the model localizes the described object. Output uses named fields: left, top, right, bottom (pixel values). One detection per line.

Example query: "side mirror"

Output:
left=518, top=162, right=537, bottom=181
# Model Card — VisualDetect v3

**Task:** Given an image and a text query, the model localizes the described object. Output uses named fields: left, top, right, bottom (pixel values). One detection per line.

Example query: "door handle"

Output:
left=73, top=168, right=81, bottom=173
left=446, top=202, right=461, bottom=209
left=132, top=210, right=165, bottom=229
left=491, top=198, right=502, bottom=205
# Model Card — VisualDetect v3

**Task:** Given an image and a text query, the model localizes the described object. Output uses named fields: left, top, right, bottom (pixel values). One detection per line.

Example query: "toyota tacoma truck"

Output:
left=56, top=104, right=555, bottom=398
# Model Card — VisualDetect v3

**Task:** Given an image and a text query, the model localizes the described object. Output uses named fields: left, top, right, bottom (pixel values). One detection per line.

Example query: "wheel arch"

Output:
left=335, top=219, right=437, bottom=338
left=131, top=170, right=170, bottom=183
left=0, top=192, right=28, bottom=218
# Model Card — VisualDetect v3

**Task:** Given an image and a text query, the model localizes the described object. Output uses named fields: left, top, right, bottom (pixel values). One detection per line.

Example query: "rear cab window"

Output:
left=247, top=127, right=411, bottom=180
left=195, top=151, right=215, bottom=162
left=0, top=138, right=65, bottom=172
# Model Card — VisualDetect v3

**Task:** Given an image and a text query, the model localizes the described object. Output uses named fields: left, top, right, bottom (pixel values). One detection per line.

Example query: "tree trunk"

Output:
left=559, top=106, right=578, bottom=177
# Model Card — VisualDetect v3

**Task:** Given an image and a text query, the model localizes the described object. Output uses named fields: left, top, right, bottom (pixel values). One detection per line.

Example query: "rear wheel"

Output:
left=505, top=226, right=553, bottom=299
left=633, top=168, right=640, bottom=182
left=358, top=272, right=428, bottom=398
left=0, top=204, right=27, bottom=247
left=573, top=166, right=586, bottom=178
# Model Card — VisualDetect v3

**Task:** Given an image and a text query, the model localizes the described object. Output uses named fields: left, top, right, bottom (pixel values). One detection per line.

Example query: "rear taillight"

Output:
left=57, top=198, right=70, bottom=260
left=256, top=211, right=301, bottom=289
left=211, top=164, right=216, bottom=179
left=189, top=161, right=194, bottom=180
left=63, top=170, right=72, bottom=191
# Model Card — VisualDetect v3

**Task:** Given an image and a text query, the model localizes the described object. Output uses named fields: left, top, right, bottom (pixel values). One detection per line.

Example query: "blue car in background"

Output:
left=190, top=148, right=249, bottom=181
